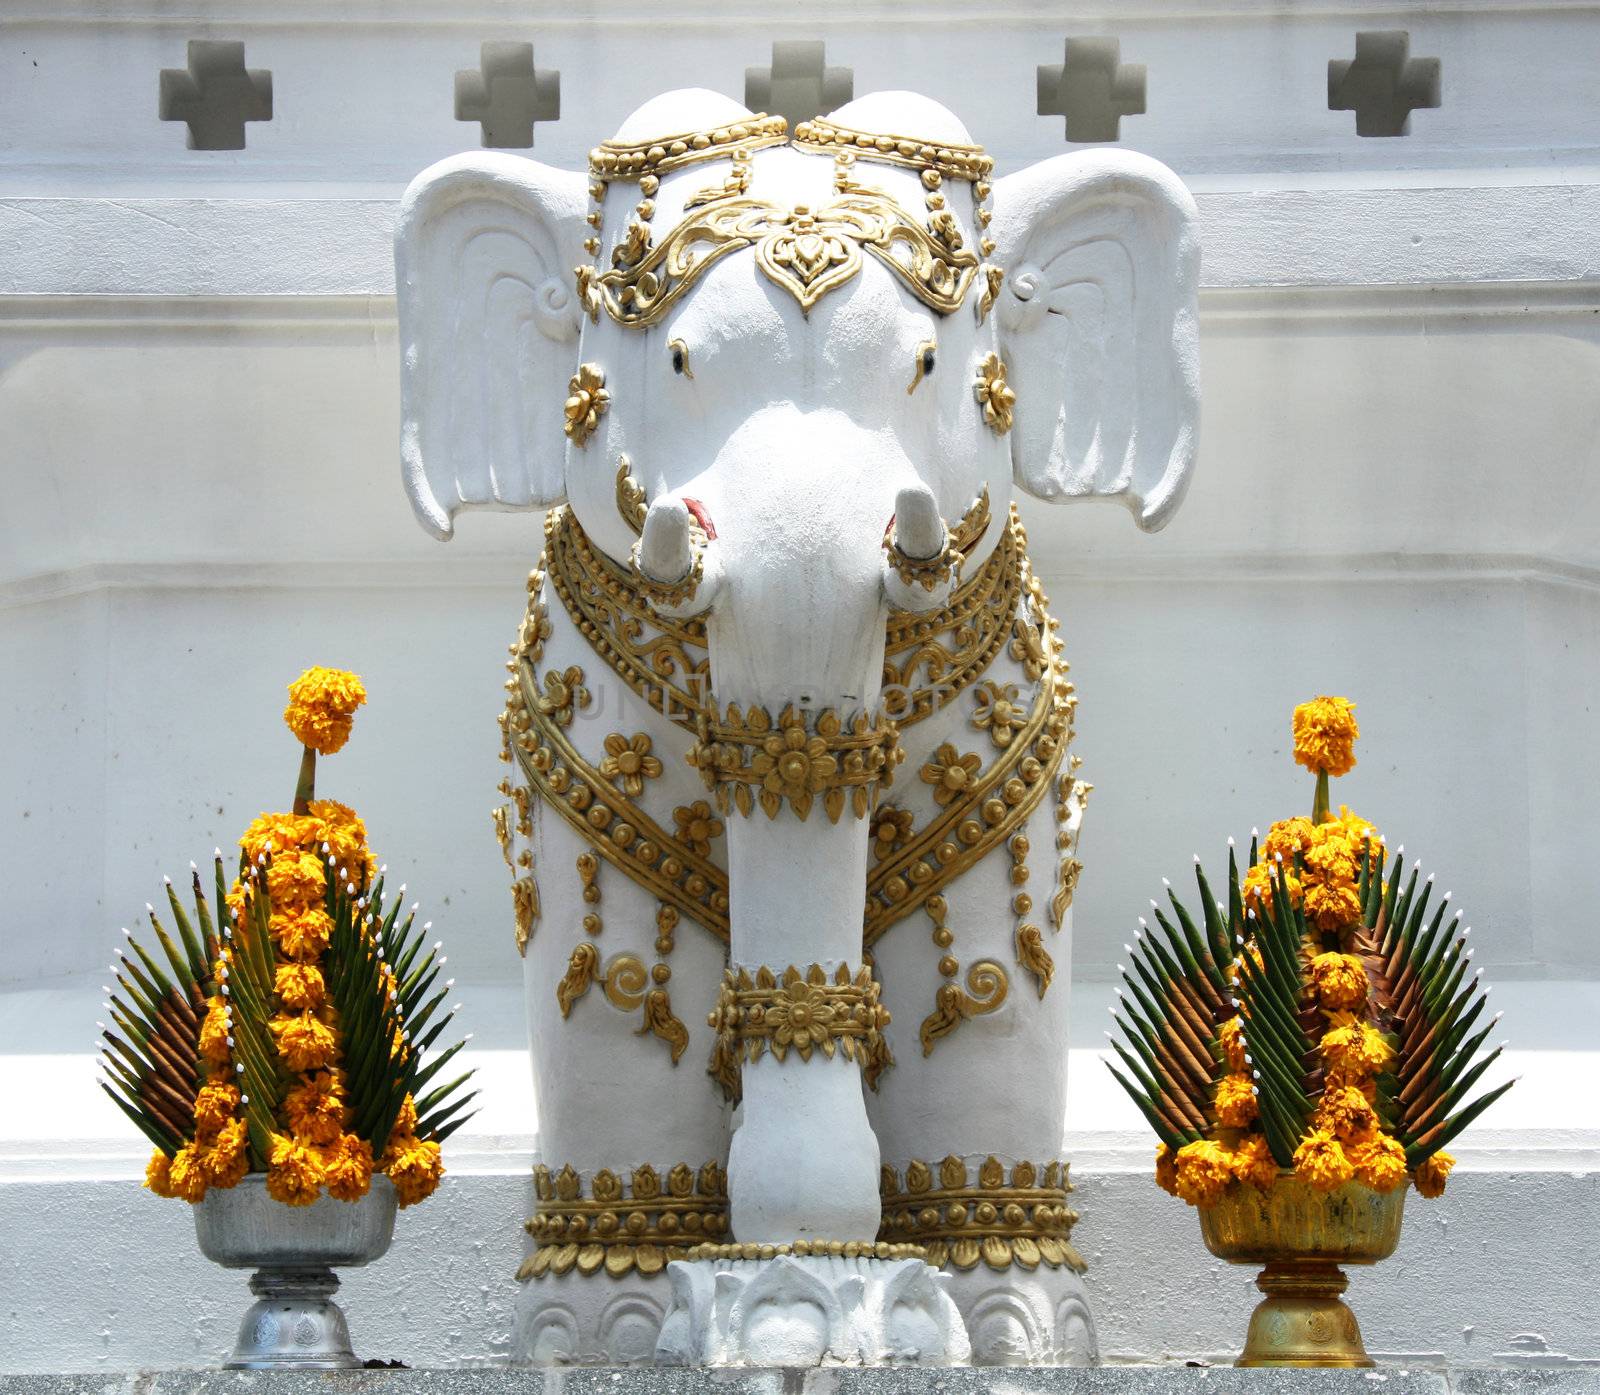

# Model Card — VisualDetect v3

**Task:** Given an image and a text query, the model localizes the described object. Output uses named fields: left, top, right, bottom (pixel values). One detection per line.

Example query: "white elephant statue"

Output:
left=395, top=87, right=1198, bottom=1366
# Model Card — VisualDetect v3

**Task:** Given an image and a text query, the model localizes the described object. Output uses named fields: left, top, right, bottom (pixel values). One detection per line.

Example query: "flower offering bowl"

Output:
left=195, top=1173, right=397, bottom=1369
left=1198, top=1173, right=1406, bottom=1367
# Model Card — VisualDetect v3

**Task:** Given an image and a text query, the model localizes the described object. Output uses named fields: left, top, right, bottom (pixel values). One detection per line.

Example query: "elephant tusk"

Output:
left=882, top=484, right=959, bottom=614
left=631, top=497, right=722, bottom=618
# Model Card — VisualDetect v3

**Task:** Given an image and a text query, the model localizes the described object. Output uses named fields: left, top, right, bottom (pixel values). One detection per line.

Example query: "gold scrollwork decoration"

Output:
left=602, top=952, right=649, bottom=1011
left=519, top=1160, right=729, bottom=1280
left=556, top=942, right=599, bottom=1018
left=542, top=504, right=1017, bottom=738
left=918, top=959, right=1009, bottom=1056
left=688, top=703, right=904, bottom=823
left=508, top=655, right=729, bottom=943
left=512, top=876, right=540, bottom=958
left=594, top=191, right=981, bottom=329
left=707, top=963, right=893, bottom=1102
left=879, top=1155, right=1085, bottom=1273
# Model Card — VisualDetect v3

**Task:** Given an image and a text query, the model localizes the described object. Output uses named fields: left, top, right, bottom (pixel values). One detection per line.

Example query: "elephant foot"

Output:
left=942, top=1264, right=1099, bottom=1366
left=655, top=1253, right=971, bottom=1366
left=512, top=1270, right=672, bottom=1366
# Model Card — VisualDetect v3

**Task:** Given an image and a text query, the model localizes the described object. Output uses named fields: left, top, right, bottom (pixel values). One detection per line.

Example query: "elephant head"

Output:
left=396, top=88, right=1198, bottom=1248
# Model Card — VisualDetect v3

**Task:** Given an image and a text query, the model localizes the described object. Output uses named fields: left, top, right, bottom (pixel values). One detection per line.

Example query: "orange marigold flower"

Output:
left=1154, top=1142, right=1179, bottom=1197
left=1350, top=1134, right=1408, bottom=1193
left=167, top=1143, right=209, bottom=1204
left=1293, top=1130, right=1355, bottom=1191
left=321, top=1134, right=375, bottom=1203
left=393, top=1093, right=418, bottom=1138
left=266, top=1133, right=324, bottom=1207
left=285, top=667, right=367, bottom=756
left=1337, top=806, right=1381, bottom=860
left=1309, top=952, right=1370, bottom=1012
left=193, top=1081, right=241, bottom=1138
left=1262, top=817, right=1318, bottom=865
left=239, top=811, right=325, bottom=866
left=145, top=1149, right=178, bottom=1199
left=382, top=1132, right=444, bottom=1208
left=1414, top=1151, right=1455, bottom=1199
left=272, top=907, right=334, bottom=962
left=1321, top=1012, right=1395, bottom=1080
left=306, top=798, right=374, bottom=886
left=1173, top=1139, right=1234, bottom=1208
left=1292, top=695, right=1359, bottom=778
left=275, top=962, right=326, bottom=1012
left=198, top=995, right=232, bottom=1066
left=1315, top=1083, right=1380, bottom=1146
left=266, top=849, right=326, bottom=913
left=284, top=1071, right=348, bottom=1146
left=1217, top=1017, right=1248, bottom=1074
left=1242, top=860, right=1301, bottom=916
left=199, top=1117, right=250, bottom=1189
left=269, top=1010, right=339, bottom=1073
left=1228, top=1132, right=1281, bottom=1192
left=1304, top=878, right=1364, bottom=932
left=1215, top=1073, right=1259, bottom=1128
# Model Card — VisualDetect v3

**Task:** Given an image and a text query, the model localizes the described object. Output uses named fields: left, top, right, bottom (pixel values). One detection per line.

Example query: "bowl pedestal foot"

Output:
left=225, top=1264, right=360, bottom=1370
left=1237, top=1259, right=1370, bottom=1368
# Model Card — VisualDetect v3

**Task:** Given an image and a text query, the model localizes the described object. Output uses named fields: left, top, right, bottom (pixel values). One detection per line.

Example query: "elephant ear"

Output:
left=395, top=153, right=589, bottom=539
left=990, top=150, right=1200, bottom=532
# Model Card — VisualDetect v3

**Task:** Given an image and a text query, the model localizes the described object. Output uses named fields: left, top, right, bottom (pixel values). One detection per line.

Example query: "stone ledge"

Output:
left=1, top=1370, right=1598, bottom=1395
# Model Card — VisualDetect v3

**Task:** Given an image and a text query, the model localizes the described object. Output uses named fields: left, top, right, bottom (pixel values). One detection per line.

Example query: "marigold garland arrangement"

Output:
left=98, top=667, right=475, bottom=1210
left=1108, top=696, right=1513, bottom=1209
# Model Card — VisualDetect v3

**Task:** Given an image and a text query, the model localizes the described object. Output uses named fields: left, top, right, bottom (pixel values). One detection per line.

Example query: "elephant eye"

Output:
left=907, top=338, right=938, bottom=395
left=668, top=337, right=693, bottom=379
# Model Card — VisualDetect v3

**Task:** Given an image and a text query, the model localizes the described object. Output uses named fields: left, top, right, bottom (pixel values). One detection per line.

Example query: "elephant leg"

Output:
left=868, top=789, right=1096, bottom=1366
left=501, top=582, right=732, bottom=1364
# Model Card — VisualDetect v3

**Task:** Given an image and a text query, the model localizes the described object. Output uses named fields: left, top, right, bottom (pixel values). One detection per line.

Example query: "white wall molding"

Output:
left=10, top=188, right=1600, bottom=296
left=6, top=549, right=1600, bottom=615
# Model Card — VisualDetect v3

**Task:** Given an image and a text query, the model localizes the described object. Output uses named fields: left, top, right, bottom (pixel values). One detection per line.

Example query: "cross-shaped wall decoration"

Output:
left=158, top=40, right=272, bottom=151
left=1329, top=31, right=1441, bottom=137
left=1037, top=37, right=1146, bottom=144
left=744, top=41, right=853, bottom=134
left=455, top=42, right=560, bottom=149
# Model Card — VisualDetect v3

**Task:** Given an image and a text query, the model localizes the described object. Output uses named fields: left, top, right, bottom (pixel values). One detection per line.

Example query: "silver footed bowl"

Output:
left=195, top=1173, right=397, bottom=1369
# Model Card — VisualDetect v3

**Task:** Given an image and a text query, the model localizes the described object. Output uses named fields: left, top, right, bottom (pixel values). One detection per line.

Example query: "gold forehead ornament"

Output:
left=578, top=116, right=998, bottom=329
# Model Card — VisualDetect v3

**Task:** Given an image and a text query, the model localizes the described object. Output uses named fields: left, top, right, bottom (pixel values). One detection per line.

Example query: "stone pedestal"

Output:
left=654, top=1254, right=970, bottom=1366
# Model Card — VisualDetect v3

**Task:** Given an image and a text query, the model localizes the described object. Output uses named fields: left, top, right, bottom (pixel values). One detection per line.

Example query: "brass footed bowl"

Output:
left=1199, top=1174, right=1406, bottom=1368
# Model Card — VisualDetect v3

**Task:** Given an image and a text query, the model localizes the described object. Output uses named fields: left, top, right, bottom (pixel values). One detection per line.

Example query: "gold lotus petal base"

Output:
left=1238, top=1260, right=1370, bottom=1367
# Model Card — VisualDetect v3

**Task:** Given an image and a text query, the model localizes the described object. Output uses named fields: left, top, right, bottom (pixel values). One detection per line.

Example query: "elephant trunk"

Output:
left=659, top=406, right=920, bottom=1246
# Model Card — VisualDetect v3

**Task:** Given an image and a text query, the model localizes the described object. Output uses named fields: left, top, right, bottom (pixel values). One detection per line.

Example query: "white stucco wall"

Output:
left=2, top=0, right=1597, bottom=1371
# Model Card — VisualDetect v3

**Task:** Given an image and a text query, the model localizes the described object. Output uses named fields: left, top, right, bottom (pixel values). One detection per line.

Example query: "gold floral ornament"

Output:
left=563, top=363, right=610, bottom=447
left=919, top=742, right=982, bottom=807
left=688, top=703, right=904, bottom=823
left=520, top=1160, right=730, bottom=1280
left=870, top=804, right=915, bottom=862
left=971, top=680, right=1026, bottom=749
left=974, top=352, right=1015, bottom=435
left=879, top=1156, right=1084, bottom=1274
left=536, top=666, right=591, bottom=727
left=598, top=732, right=664, bottom=796
left=672, top=801, right=723, bottom=857
left=707, top=964, right=893, bottom=1101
